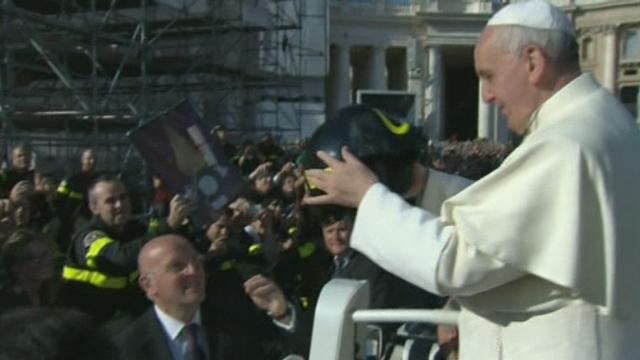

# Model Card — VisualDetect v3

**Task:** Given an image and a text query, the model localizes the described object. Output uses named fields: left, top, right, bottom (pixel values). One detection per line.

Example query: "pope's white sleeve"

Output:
left=436, top=231, right=525, bottom=296
left=351, top=183, right=524, bottom=296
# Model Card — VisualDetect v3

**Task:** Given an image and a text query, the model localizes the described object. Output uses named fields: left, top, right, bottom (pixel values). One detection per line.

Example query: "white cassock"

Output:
left=351, top=74, right=640, bottom=359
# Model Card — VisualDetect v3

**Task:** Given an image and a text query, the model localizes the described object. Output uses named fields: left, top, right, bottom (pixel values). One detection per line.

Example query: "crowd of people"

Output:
left=0, top=123, right=488, bottom=359
left=2, top=1, right=637, bottom=359
left=428, top=139, right=514, bottom=180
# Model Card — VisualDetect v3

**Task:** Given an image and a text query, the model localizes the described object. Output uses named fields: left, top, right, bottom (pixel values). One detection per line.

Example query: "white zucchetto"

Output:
left=488, top=0, right=575, bottom=36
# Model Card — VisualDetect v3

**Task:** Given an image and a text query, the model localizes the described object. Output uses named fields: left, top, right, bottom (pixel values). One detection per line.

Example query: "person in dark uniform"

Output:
left=257, top=133, right=285, bottom=165
left=0, top=145, right=36, bottom=218
left=210, top=125, right=237, bottom=161
left=54, top=149, right=101, bottom=248
left=60, top=178, right=191, bottom=325
left=0, top=144, right=55, bottom=236
left=55, top=149, right=100, bottom=221
left=0, top=144, right=37, bottom=200
left=204, top=208, right=293, bottom=360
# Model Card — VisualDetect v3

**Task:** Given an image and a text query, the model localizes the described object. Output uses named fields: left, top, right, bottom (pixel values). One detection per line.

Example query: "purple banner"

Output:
left=128, top=101, right=246, bottom=227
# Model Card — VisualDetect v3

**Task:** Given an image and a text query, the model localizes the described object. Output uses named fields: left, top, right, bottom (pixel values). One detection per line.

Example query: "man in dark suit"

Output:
left=319, top=207, right=395, bottom=309
left=321, top=206, right=445, bottom=310
left=114, top=234, right=293, bottom=360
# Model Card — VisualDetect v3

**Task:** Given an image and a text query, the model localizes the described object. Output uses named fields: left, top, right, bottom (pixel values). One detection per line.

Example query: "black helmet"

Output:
left=304, top=104, right=421, bottom=195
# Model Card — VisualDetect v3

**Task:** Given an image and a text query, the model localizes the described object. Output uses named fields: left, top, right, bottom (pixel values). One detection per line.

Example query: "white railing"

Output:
left=353, top=309, right=459, bottom=325
left=309, top=279, right=460, bottom=360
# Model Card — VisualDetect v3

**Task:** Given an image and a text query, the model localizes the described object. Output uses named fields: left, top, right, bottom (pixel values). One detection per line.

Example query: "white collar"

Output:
left=153, top=305, right=202, bottom=340
left=526, top=73, right=598, bottom=135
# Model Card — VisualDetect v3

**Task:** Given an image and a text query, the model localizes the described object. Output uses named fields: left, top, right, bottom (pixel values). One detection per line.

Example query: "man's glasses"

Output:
left=162, top=255, right=205, bottom=275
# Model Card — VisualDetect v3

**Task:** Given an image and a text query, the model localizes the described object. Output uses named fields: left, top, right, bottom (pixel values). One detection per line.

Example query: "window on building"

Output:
left=581, top=37, right=594, bottom=61
left=620, top=28, right=639, bottom=61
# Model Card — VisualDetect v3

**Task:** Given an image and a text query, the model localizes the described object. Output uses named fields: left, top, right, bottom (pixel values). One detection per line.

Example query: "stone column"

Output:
left=331, top=43, right=351, bottom=112
left=407, top=38, right=424, bottom=125
left=425, top=45, right=444, bottom=140
left=327, top=44, right=352, bottom=114
left=602, top=27, right=617, bottom=92
left=369, top=45, right=387, bottom=90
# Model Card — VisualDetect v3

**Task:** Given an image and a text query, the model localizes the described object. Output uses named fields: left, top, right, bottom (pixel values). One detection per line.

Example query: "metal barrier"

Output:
left=309, top=279, right=459, bottom=360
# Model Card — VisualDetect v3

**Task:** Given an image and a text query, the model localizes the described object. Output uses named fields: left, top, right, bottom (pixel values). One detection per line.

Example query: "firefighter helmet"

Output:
left=304, top=104, right=421, bottom=195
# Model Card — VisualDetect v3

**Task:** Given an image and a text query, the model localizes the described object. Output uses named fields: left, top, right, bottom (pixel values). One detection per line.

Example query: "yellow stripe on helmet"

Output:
left=373, top=109, right=410, bottom=135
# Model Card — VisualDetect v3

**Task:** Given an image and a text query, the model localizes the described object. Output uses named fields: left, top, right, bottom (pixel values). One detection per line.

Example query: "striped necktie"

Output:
left=184, top=323, right=206, bottom=360
left=333, top=256, right=348, bottom=277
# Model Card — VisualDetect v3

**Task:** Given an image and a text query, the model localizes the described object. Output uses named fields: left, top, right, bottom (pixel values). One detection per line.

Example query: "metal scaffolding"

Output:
left=0, top=0, right=327, bottom=180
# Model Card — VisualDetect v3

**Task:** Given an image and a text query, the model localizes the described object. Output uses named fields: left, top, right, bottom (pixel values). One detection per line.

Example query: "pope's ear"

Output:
left=524, top=44, right=547, bottom=86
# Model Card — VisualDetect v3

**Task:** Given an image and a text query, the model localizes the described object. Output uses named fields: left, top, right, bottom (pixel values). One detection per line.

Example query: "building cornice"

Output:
left=562, top=0, right=640, bottom=12
left=424, top=33, right=481, bottom=46
left=330, top=6, right=492, bottom=25
left=415, top=11, right=491, bottom=24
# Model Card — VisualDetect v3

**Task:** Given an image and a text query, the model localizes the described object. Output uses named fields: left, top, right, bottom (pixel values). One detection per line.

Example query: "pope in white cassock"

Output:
left=304, top=0, right=640, bottom=358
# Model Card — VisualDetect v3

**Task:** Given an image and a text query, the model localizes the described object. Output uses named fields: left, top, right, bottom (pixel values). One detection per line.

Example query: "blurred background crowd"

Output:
left=0, top=126, right=513, bottom=359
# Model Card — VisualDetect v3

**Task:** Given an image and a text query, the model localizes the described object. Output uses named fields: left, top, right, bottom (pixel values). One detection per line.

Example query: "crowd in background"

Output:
left=0, top=126, right=513, bottom=359
left=428, top=139, right=514, bottom=180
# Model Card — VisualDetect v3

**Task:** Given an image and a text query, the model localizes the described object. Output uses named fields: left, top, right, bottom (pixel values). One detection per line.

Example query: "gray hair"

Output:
left=491, top=25, right=580, bottom=72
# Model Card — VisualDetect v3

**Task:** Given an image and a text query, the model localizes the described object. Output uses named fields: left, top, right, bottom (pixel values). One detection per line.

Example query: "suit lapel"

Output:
left=201, top=308, right=218, bottom=360
left=142, top=309, right=176, bottom=360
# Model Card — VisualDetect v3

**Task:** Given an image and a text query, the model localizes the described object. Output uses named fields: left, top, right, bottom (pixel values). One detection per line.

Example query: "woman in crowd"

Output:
left=0, top=229, right=58, bottom=312
left=0, top=201, right=31, bottom=246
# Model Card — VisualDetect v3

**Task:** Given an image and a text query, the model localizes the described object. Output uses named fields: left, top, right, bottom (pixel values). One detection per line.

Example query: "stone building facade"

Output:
left=327, top=0, right=640, bottom=142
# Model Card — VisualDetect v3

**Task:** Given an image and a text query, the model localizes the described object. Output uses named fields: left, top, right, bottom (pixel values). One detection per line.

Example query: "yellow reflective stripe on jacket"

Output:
left=85, top=237, right=114, bottom=269
left=220, top=260, right=237, bottom=271
left=62, top=266, right=129, bottom=289
left=288, top=227, right=297, bottom=237
left=248, top=244, right=262, bottom=255
left=68, top=191, right=84, bottom=200
left=299, top=296, right=310, bottom=310
left=148, top=219, right=160, bottom=235
left=297, top=242, right=316, bottom=258
left=57, top=181, right=70, bottom=195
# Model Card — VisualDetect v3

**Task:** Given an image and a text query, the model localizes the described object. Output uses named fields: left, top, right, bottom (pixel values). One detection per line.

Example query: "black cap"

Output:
left=304, top=104, right=420, bottom=195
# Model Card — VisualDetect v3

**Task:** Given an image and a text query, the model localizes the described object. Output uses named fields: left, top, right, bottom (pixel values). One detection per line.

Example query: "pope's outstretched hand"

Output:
left=303, top=146, right=379, bottom=208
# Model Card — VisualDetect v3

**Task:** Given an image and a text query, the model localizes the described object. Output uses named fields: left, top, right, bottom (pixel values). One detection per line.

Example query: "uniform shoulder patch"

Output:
left=82, top=231, right=108, bottom=248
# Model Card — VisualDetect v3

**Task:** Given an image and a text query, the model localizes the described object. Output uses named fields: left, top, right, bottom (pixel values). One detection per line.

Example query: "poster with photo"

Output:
left=128, top=101, right=246, bottom=228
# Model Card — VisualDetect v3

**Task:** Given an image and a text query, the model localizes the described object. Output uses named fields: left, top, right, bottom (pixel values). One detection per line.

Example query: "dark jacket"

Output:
left=53, top=171, right=101, bottom=247
left=55, top=171, right=100, bottom=220
left=334, top=250, right=445, bottom=310
left=205, top=232, right=287, bottom=360
left=332, top=250, right=395, bottom=309
left=0, top=168, right=35, bottom=197
left=113, top=307, right=218, bottom=360
left=60, top=216, right=170, bottom=322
